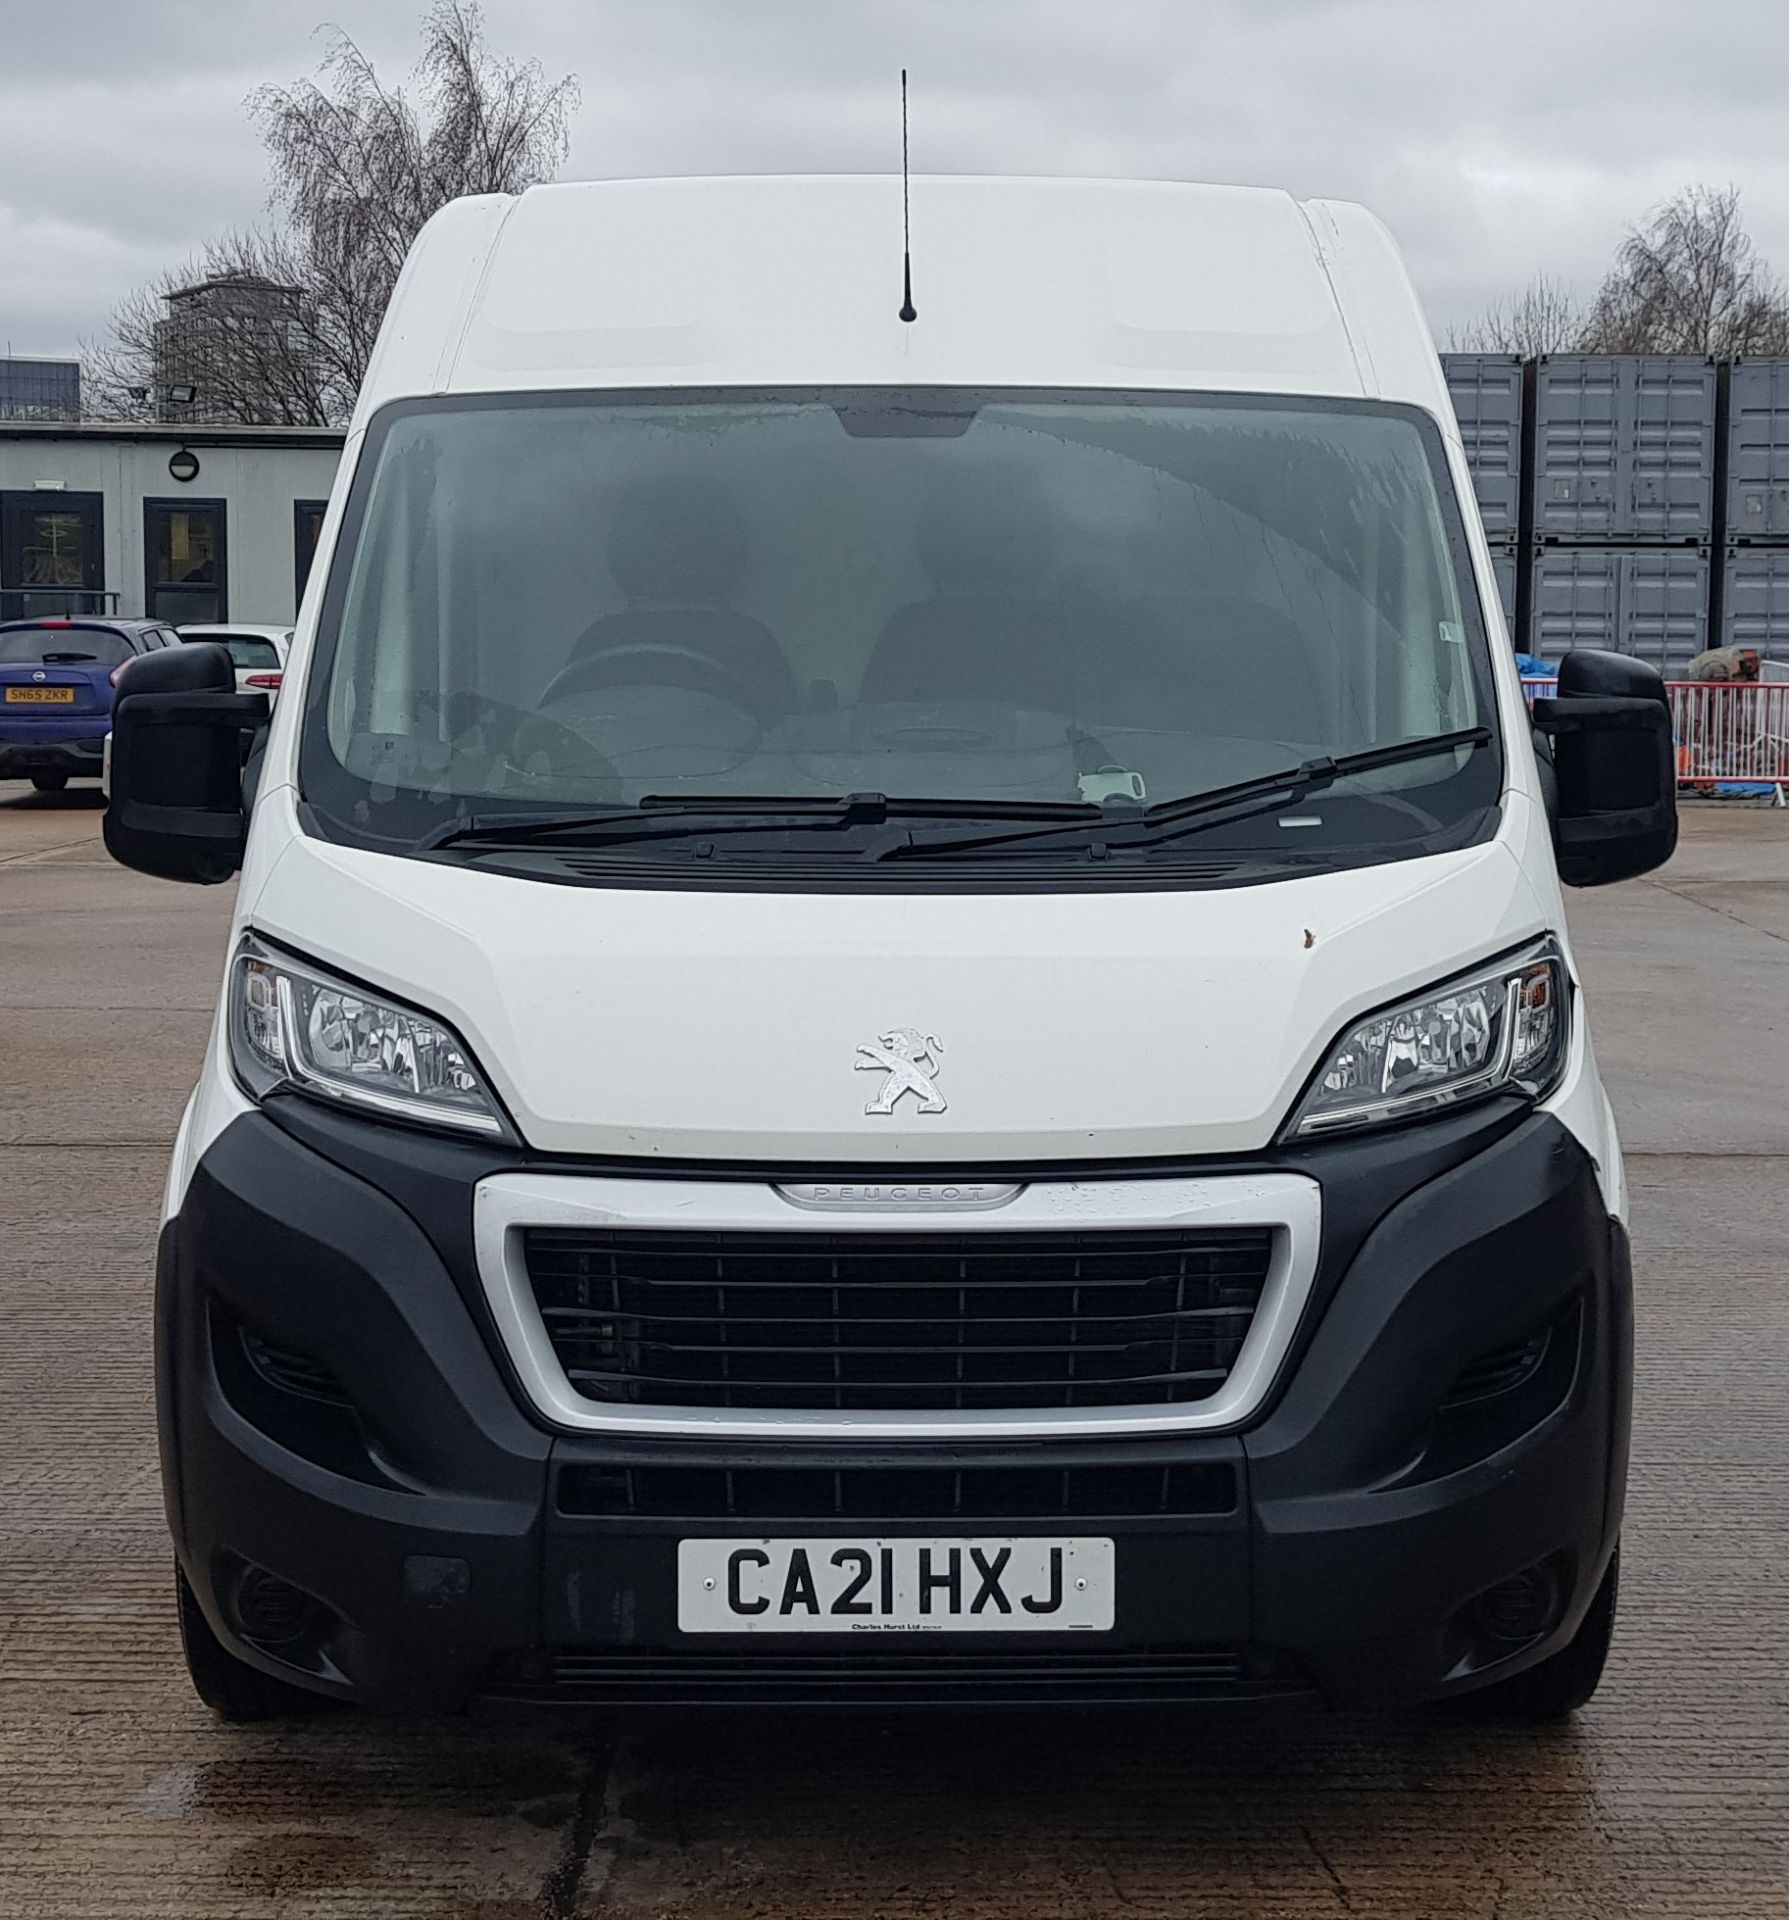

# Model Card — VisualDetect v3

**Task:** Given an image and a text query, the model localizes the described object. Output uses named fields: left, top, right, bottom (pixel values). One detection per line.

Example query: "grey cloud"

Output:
left=7, top=0, right=1789, bottom=356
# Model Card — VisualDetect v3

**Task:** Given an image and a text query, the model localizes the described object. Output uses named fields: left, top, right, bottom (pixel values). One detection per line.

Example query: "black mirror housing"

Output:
left=1531, top=648, right=1678, bottom=888
left=103, top=642, right=268, bottom=884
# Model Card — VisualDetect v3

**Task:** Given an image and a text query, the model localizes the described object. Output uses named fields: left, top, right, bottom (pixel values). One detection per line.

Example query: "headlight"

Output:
left=1287, top=938, right=1569, bottom=1138
left=228, top=933, right=507, bottom=1136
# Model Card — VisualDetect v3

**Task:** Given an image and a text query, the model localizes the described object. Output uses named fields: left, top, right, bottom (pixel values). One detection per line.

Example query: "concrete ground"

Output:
left=1, top=787, right=1785, bottom=1919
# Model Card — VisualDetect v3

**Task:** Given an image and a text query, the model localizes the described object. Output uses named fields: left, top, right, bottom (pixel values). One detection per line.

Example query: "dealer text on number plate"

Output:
left=677, top=1536, right=1115, bottom=1633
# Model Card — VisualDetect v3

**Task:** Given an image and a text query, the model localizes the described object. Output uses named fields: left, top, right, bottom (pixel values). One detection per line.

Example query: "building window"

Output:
left=145, top=498, right=227, bottom=624
left=0, top=357, right=81, bottom=421
left=294, top=498, right=328, bottom=607
left=0, top=490, right=106, bottom=620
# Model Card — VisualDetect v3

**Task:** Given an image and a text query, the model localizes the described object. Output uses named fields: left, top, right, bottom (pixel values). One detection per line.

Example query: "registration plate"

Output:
left=4, top=686, right=76, bottom=704
left=677, top=1536, right=1115, bottom=1634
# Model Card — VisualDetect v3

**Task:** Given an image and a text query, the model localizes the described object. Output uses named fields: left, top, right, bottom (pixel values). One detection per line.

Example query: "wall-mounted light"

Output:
left=166, top=384, right=197, bottom=406
left=168, top=447, right=201, bottom=484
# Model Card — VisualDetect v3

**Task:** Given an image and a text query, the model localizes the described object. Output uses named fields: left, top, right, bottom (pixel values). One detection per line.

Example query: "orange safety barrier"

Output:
left=1521, top=676, right=1789, bottom=796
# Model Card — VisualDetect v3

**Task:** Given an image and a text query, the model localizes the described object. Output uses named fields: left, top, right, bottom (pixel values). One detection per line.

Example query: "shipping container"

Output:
left=1721, top=548, right=1789, bottom=659
left=1528, top=546, right=1708, bottom=672
left=1441, top=352, right=1525, bottom=539
left=1533, top=355, right=1716, bottom=544
left=1725, top=359, right=1789, bottom=541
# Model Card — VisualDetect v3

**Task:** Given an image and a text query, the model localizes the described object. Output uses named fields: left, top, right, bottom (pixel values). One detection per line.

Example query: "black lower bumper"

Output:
left=160, top=1106, right=1629, bottom=1712
left=0, top=736, right=104, bottom=777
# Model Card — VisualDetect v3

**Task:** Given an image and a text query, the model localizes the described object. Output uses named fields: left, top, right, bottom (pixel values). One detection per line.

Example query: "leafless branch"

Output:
left=1581, top=185, right=1789, bottom=355
left=1448, top=274, right=1588, bottom=355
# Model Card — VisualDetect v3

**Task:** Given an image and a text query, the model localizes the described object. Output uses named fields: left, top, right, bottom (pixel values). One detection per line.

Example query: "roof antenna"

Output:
left=898, top=69, right=918, bottom=322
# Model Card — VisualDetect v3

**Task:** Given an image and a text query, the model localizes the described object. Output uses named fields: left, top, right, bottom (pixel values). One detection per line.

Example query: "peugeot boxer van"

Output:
left=104, top=177, right=1678, bottom=1722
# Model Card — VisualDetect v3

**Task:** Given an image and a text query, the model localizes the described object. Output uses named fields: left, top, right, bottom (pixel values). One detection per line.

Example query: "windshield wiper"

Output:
left=39, top=651, right=97, bottom=664
left=882, top=728, right=1494, bottom=861
left=417, top=732, right=1488, bottom=860
left=421, top=790, right=1096, bottom=853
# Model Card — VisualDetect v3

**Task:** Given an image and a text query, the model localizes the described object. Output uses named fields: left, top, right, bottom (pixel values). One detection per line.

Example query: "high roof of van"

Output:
left=356, top=176, right=1450, bottom=424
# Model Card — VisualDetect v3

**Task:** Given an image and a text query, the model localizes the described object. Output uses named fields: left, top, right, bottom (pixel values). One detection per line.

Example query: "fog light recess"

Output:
left=229, top=1564, right=321, bottom=1649
left=1470, top=1562, right=1565, bottom=1648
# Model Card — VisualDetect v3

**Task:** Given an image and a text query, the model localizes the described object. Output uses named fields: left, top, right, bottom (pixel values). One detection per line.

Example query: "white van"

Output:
left=104, top=177, right=1677, bottom=1722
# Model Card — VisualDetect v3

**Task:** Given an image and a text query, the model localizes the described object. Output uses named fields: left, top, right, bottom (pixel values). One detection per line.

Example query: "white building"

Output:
left=0, top=422, right=343, bottom=626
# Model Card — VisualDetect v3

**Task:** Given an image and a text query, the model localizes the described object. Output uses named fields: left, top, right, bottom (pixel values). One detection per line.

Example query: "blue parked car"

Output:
left=0, top=617, right=181, bottom=791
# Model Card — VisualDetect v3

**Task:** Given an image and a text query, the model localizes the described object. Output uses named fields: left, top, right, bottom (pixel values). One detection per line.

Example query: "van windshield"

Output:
left=302, top=389, right=1500, bottom=877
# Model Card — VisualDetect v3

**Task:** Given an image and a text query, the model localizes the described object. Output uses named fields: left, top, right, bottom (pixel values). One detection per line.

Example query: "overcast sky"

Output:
left=5, top=0, right=1789, bottom=360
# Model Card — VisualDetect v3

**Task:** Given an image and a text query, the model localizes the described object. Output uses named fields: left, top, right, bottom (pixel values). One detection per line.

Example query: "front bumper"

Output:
left=159, top=1104, right=1630, bottom=1711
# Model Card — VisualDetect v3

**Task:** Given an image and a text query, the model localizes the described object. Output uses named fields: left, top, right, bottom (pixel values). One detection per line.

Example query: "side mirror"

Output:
left=103, top=643, right=268, bottom=884
left=1532, top=649, right=1677, bottom=888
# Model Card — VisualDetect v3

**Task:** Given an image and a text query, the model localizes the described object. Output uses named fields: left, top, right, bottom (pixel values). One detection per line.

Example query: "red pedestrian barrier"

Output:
left=1668, top=681, right=1789, bottom=794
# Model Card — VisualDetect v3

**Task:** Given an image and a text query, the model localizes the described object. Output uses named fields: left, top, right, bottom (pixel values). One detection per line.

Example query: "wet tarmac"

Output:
left=2, top=783, right=1786, bottom=1918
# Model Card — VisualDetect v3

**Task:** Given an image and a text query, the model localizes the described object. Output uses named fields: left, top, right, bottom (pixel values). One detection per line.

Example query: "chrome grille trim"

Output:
left=473, top=1171, right=1321, bottom=1439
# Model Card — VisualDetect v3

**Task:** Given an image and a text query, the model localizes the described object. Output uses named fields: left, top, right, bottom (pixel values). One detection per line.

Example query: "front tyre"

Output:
left=29, top=772, right=68, bottom=792
left=175, top=1564, right=328, bottom=1722
left=1455, top=1543, right=1620, bottom=1723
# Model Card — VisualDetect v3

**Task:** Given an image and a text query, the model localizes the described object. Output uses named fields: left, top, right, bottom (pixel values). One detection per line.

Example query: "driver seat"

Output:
left=860, top=478, right=1072, bottom=712
left=559, top=477, right=797, bottom=726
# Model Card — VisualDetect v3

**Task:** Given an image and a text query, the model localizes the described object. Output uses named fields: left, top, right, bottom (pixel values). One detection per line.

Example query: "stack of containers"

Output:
left=1526, top=355, right=1715, bottom=673
left=1439, top=353, right=1523, bottom=641
left=1721, top=360, right=1789, bottom=664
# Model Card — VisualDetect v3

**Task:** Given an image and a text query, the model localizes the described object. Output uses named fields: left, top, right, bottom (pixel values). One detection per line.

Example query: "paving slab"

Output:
left=0, top=783, right=111, bottom=862
left=1568, top=807, right=1789, bottom=1154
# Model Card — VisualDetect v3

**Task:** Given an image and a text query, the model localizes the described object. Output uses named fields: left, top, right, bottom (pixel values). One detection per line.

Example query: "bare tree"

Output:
left=1581, top=185, right=1789, bottom=355
left=1449, top=274, right=1588, bottom=356
left=86, top=4, right=578, bottom=425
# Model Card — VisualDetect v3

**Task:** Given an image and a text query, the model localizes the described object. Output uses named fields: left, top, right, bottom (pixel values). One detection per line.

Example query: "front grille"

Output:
left=486, top=1646, right=1308, bottom=1707
left=556, top=1460, right=1238, bottom=1520
left=522, top=1226, right=1274, bottom=1412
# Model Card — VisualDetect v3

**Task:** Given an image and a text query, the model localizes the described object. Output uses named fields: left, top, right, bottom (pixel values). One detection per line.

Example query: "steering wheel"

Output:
left=538, top=642, right=768, bottom=723
left=426, top=693, right=623, bottom=795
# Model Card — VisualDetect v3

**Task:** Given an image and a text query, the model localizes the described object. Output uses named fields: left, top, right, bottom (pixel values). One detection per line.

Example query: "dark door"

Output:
left=145, top=499, right=228, bottom=624
left=0, top=491, right=106, bottom=619
left=294, top=499, right=328, bottom=607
